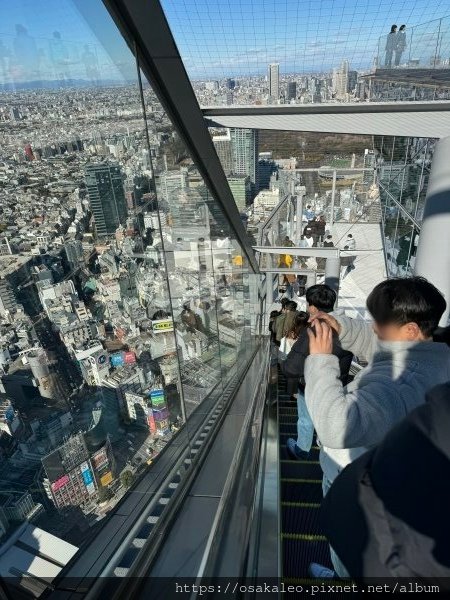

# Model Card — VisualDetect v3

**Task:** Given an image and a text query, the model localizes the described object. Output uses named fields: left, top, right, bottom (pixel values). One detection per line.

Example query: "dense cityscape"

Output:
left=0, top=3, right=447, bottom=586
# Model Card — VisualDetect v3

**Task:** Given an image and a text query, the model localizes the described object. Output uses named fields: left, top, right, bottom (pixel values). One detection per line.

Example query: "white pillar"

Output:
left=306, top=272, right=316, bottom=289
left=414, top=136, right=450, bottom=325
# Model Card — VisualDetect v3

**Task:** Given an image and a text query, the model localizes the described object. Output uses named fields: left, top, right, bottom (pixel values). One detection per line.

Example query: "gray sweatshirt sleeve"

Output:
left=304, top=354, right=402, bottom=449
left=335, top=315, right=377, bottom=362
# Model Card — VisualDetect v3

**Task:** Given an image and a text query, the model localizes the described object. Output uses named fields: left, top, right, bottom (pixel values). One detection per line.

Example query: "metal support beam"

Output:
left=330, top=171, right=337, bottom=226
left=325, top=257, right=341, bottom=304
left=100, top=0, right=259, bottom=273
left=253, top=246, right=340, bottom=259
left=295, top=189, right=305, bottom=242
left=414, top=136, right=450, bottom=326
left=202, top=102, right=450, bottom=139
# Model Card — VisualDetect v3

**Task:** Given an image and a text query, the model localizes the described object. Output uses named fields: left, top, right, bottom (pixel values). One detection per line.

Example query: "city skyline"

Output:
left=0, top=0, right=449, bottom=86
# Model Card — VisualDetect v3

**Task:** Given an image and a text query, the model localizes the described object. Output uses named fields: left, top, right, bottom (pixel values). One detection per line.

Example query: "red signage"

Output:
left=124, top=351, right=136, bottom=364
left=91, top=448, right=108, bottom=470
left=147, top=409, right=156, bottom=433
left=51, top=474, right=69, bottom=492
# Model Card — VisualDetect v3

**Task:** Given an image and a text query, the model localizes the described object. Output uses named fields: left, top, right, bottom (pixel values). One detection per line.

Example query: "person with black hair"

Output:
left=395, top=24, right=407, bottom=66
left=268, top=309, right=281, bottom=344
left=280, top=311, right=310, bottom=396
left=385, top=24, right=397, bottom=68
left=304, top=276, right=450, bottom=578
left=282, top=285, right=353, bottom=460
left=323, top=234, right=334, bottom=247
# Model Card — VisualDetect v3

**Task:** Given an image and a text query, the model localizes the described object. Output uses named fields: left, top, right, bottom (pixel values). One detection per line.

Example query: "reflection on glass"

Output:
left=0, top=0, right=261, bottom=584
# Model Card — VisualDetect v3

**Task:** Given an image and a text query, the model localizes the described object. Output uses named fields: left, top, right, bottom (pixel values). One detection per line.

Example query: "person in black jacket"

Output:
left=282, top=285, right=353, bottom=459
left=319, top=381, right=450, bottom=582
left=282, top=311, right=310, bottom=398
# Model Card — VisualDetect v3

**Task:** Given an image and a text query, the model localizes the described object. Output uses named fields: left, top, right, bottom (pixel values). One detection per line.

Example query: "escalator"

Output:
left=277, top=371, right=334, bottom=579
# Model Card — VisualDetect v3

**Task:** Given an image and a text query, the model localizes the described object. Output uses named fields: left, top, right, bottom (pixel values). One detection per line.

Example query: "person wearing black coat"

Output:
left=281, top=285, right=353, bottom=460
left=320, top=381, right=450, bottom=582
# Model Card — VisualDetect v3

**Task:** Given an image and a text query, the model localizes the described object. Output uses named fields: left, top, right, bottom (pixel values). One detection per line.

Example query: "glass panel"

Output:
left=0, top=0, right=263, bottom=588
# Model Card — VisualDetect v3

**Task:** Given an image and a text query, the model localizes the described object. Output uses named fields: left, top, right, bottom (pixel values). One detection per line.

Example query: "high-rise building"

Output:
left=42, top=433, right=96, bottom=510
left=348, top=70, right=358, bottom=93
left=229, top=128, right=259, bottom=196
left=287, top=81, right=297, bottom=101
left=156, top=169, right=188, bottom=204
left=258, top=153, right=278, bottom=191
left=212, top=131, right=232, bottom=174
left=332, top=60, right=349, bottom=99
left=268, top=63, right=280, bottom=101
left=64, top=240, right=84, bottom=272
left=0, top=278, right=18, bottom=317
left=226, top=175, right=251, bottom=211
left=85, top=163, right=128, bottom=237
left=363, top=149, right=376, bottom=185
left=226, top=78, right=235, bottom=90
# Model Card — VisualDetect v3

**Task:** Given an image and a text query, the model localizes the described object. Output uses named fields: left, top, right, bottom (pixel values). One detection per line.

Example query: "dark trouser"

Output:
left=385, top=50, right=393, bottom=67
left=394, top=50, right=403, bottom=66
left=322, top=475, right=351, bottom=577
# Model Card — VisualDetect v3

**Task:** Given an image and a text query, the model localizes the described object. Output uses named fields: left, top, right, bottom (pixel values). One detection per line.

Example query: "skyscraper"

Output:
left=348, top=70, right=358, bottom=93
left=212, top=131, right=232, bottom=174
left=332, top=60, right=349, bottom=99
left=287, top=81, right=297, bottom=101
left=229, top=128, right=259, bottom=196
left=157, top=169, right=188, bottom=203
left=258, top=152, right=278, bottom=191
left=64, top=240, right=84, bottom=272
left=85, top=163, right=128, bottom=237
left=268, top=63, right=280, bottom=102
left=0, top=278, right=18, bottom=317
left=363, top=149, right=376, bottom=185
left=226, top=175, right=251, bottom=211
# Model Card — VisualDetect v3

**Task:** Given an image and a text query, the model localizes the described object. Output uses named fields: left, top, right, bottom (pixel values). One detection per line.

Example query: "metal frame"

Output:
left=100, top=0, right=259, bottom=273
left=254, top=246, right=340, bottom=258
left=203, top=102, right=450, bottom=139
left=203, top=101, right=450, bottom=116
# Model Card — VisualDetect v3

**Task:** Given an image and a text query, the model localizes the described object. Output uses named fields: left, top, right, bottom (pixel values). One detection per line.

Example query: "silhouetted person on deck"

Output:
left=385, top=24, right=397, bottom=68
left=395, top=25, right=407, bottom=66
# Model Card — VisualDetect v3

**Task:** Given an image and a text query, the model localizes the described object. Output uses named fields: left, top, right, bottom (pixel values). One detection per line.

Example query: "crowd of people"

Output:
left=272, top=276, right=450, bottom=580
left=276, top=208, right=359, bottom=277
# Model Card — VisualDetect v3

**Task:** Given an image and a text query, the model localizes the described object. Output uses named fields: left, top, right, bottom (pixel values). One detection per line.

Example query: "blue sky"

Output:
left=162, top=0, right=450, bottom=77
left=1, top=0, right=450, bottom=84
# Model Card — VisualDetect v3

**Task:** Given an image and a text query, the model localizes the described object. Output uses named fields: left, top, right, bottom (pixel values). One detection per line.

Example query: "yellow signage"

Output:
left=152, top=319, right=174, bottom=332
left=100, top=472, right=113, bottom=486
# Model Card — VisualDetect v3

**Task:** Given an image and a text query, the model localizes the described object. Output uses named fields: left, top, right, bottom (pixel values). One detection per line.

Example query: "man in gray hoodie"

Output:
left=304, top=276, right=450, bottom=578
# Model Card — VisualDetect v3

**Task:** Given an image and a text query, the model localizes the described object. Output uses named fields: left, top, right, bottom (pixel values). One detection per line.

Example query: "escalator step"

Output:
left=280, top=444, right=320, bottom=462
left=280, top=460, right=322, bottom=479
left=279, top=425, right=298, bottom=434
left=282, top=504, right=323, bottom=537
left=281, top=479, right=323, bottom=504
left=282, top=538, right=332, bottom=579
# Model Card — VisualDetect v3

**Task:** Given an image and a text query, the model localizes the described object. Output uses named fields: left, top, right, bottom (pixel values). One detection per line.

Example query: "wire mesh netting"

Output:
left=161, top=0, right=450, bottom=105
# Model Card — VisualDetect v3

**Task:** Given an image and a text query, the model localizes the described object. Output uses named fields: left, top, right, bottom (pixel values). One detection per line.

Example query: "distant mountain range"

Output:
left=1, top=78, right=134, bottom=91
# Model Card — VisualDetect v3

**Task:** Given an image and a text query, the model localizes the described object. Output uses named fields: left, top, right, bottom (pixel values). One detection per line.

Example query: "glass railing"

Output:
left=0, top=0, right=264, bottom=592
left=256, top=166, right=382, bottom=260
left=376, top=17, right=450, bottom=70
left=375, top=136, right=434, bottom=225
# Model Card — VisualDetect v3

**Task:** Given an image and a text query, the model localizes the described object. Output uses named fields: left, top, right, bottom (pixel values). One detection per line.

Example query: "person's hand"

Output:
left=309, top=311, right=341, bottom=335
left=307, top=320, right=333, bottom=354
